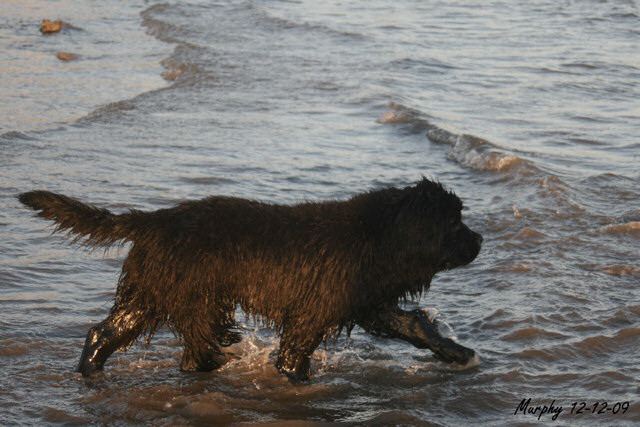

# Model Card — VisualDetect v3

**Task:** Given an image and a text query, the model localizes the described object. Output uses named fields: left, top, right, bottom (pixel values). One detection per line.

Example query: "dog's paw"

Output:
left=77, top=359, right=103, bottom=377
left=279, top=367, right=311, bottom=384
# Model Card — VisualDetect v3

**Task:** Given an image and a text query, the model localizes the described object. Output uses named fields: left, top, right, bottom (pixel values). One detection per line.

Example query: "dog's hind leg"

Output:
left=180, top=335, right=234, bottom=373
left=275, top=322, right=324, bottom=382
left=359, top=306, right=475, bottom=365
left=77, top=305, right=148, bottom=376
left=179, top=319, right=238, bottom=372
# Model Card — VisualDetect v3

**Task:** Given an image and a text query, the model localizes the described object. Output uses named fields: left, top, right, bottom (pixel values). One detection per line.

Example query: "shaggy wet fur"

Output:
left=19, top=178, right=482, bottom=380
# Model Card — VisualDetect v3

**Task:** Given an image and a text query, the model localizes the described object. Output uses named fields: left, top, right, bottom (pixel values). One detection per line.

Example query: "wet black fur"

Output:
left=19, top=178, right=482, bottom=380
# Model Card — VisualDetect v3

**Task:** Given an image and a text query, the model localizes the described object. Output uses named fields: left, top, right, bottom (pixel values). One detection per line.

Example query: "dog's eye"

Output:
left=452, top=209, right=463, bottom=225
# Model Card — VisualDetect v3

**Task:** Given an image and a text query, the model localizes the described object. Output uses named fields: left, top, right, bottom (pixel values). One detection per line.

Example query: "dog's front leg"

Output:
left=77, top=306, right=147, bottom=376
left=359, top=306, right=475, bottom=365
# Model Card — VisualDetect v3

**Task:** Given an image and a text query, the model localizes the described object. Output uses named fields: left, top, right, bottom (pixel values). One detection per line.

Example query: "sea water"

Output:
left=1, top=0, right=638, bottom=425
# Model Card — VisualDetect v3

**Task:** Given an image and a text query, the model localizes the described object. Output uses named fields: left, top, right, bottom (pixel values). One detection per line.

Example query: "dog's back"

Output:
left=19, top=191, right=359, bottom=336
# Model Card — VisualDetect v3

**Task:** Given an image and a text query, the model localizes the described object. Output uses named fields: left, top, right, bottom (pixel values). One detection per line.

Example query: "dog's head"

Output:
left=438, top=211, right=483, bottom=271
left=368, top=178, right=482, bottom=279
left=406, top=178, right=482, bottom=270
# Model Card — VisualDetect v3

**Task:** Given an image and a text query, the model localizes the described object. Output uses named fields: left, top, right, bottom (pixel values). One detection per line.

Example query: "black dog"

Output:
left=19, top=178, right=482, bottom=380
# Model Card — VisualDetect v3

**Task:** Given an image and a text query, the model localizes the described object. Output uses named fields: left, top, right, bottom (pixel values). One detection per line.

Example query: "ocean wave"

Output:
left=0, top=131, right=37, bottom=141
left=597, top=221, right=640, bottom=236
left=379, top=103, right=534, bottom=173
left=496, top=227, right=550, bottom=250
left=0, top=338, right=35, bottom=357
left=447, top=135, right=524, bottom=172
left=515, top=327, right=640, bottom=362
left=160, top=53, right=206, bottom=85
left=579, top=263, right=640, bottom=278
left=426, top=127, right=528, bottom=173
left=510, top=227, right=548, bottom=240
left=601, top=265, right=640, bottom=278
left=377, top=104, right=422, bottom=125
left=141, top=3, right=185, bottom=45
left=502, top=327, right=568, bottom=342
left=74, top=98, right=138, bottom=126
left=376, top=103, right=435, bottom=135
left=253, top=5, right=366, bottom=41
left=179, top=176, right=236, bottom=186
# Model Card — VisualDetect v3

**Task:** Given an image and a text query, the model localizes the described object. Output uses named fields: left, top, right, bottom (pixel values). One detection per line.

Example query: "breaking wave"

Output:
left=598, top=221, right=640, bottom=236
left=379, top=103, right=535, bottom=173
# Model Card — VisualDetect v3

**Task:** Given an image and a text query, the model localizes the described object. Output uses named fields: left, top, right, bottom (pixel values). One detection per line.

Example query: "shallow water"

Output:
left=1, top=0, right=639, bottom=425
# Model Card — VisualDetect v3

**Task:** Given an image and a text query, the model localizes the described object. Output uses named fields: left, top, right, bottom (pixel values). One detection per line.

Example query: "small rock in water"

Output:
left=56, top=52, right=78, bottom=61
left=41, top=19, right=64, bottom=34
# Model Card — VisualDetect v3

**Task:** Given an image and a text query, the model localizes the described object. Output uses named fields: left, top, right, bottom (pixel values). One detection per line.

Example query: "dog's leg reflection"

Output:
left=77, top=305, right=147, bottom=376
left=359, top=306, right=475, bottom=365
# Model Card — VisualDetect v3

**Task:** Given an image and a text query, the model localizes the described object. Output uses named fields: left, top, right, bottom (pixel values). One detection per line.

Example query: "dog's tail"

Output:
left=18, top=191, right=141, bottom=248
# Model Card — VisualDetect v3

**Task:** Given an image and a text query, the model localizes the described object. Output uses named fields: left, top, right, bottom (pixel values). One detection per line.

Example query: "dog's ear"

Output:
left=415, top=177, right=443, bottom=198
left=399, top=178, right=438, bottom=210
left=399, top=178, right=463, bottom=218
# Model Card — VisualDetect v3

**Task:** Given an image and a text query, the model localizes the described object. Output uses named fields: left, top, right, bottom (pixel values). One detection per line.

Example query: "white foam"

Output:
left=448, top=135, right=523, bottom=172
left=421, top=307, right=439, bottom=322
left=458, top=353, right=481, bottom=369
left=512, top=205, right=522, bottom=218
left=377, top=103, right=419, bottom=124
left=378, top=109, right=405, bottom=123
